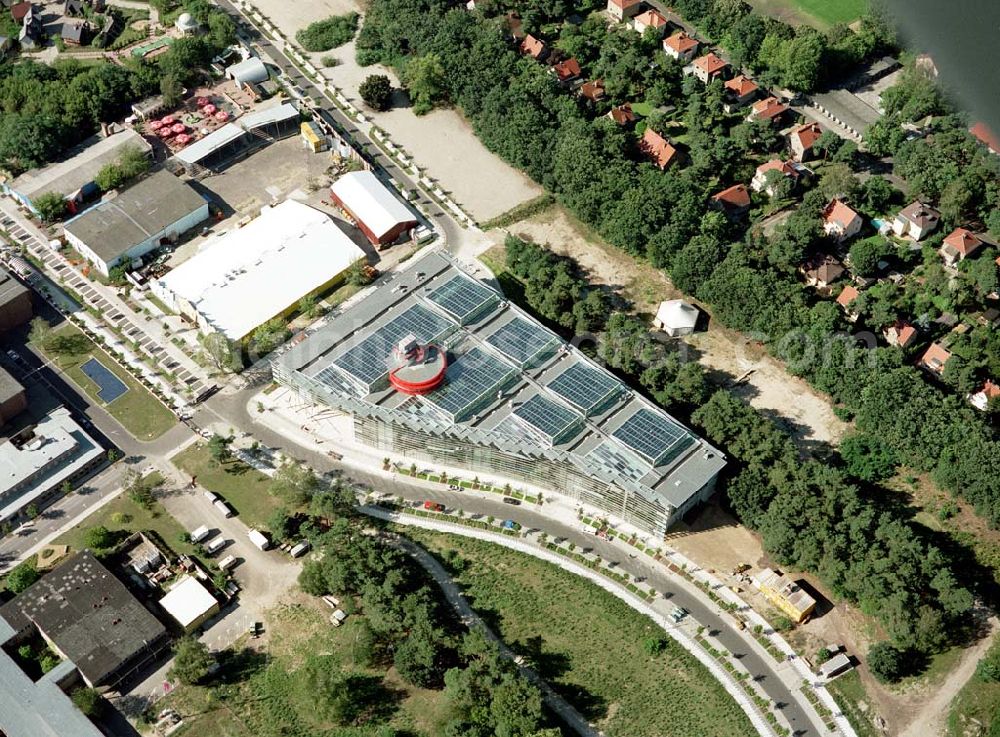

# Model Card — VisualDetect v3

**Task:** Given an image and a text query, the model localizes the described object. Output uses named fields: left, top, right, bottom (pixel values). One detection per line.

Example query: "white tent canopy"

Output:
left=654, top=299, right=699, bottom=336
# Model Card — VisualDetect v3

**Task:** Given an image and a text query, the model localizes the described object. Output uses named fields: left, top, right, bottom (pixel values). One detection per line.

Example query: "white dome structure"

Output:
left=175, top=12, right=199, bottom=34
left=653, top=299, right=699, bottom=337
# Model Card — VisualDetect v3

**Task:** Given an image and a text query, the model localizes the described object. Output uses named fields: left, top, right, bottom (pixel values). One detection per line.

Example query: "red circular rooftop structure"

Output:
left=388, top=336, right=447, bottom=395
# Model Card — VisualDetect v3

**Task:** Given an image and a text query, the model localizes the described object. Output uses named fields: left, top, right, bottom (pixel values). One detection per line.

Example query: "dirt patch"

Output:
left=490, top=205, right=848, bottom=447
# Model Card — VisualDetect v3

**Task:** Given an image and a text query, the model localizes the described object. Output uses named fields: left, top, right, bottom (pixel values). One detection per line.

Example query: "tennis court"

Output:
left=81, top=358, right=129, bottom=403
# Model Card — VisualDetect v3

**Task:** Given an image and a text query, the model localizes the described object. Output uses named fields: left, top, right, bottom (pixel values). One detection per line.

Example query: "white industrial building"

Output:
left=158, top=575, right=219, bottom=633
left=329, top=170, right=418, bottom=247
left=63, top=170, right=208, bottom=277
left=226, top=56, right=268, bottom=87
left=151, top=199, right=366, bottom=342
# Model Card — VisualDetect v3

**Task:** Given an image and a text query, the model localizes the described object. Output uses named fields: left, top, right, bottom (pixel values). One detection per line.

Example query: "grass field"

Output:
left=826, top=671, right=881, bottom=737
left=155, top=594, right=450, bottom=737
left=33, top=324, right=176, bottom=441
left=947, top=638, right=1000, bottom=737
left=170, top=444, right=276, bottom=531
left=405, top=530, right=756, bottom=737
left=749, top=0, right=865, bottom=27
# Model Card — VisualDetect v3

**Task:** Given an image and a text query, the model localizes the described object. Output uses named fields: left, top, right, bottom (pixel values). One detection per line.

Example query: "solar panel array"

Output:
left=611, top=407, right=695, bottom=466
left=424, top=347, right=516, bottom=420
left=513, top=394, right=582, bottom=444
left=587, top=441, right=648, bottom=483
left=332, top=304, right=452, bottom=389
left=548, top=362, right=623, bottom=414
left=427, top=275, right=497, bottom=324
left=485, top=317, right=560, bottom=367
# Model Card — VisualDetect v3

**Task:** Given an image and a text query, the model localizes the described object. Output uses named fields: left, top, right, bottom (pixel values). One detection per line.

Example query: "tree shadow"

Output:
left=213, top=647, right=270, bottom=685
left=512, top=634, right=572, bottom=680
left=556, top=681, right=608, bottom=721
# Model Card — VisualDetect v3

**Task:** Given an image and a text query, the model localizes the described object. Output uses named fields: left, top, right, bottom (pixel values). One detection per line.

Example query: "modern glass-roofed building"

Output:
left=274, top=251, right=726, bottom=536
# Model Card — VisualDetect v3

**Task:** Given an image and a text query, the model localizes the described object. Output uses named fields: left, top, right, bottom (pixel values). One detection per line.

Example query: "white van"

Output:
left=218, top=555, right=237, bottom=571
left=247, top=529, right=270, bottom=551
left=205, top=537, right=227, bottom=555
left=203, top=490, right=219, bottom=503
left=213, top=499, right=234, bottom=518
left=289, top=540, right=311, bottom=558
left=190, top=525, right=211, bottom=543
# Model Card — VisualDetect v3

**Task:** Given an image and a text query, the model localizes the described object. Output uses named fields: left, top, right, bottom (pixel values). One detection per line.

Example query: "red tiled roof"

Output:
left=693, top=52, right=727, bottom=76
left=823, top=199, right=859, bottom=230
left=10, top=2, right=30, bottom=21
left=633, top=9, right=667, bottom=28
left=836, top=285, right=860, bottom=307
left=664, top=31, right=698, bottom=54
left=885, top=320, right=917, bottom=347
left=520, top=34, right=546, bottom=59
left=750, top=96, right=789, bottom=121
left=980, top=380, right=1000, bottom=401
left=970, top=122, right=1000, bottom=153
left=724, top=75, right=758, bottom=97
left=919, top=342, right=952, bottom=373
left=579, top=78, right=606, bottom=101
left=608, top=104, right=637, bottom=125
left=712, top=184, right=750, bottom=209
left=756, top=159, right=799, bottom=179
left=640, top=128, right=677, bottom=169
left=554, top=57, right=581, bottom=81
left=791, top=122, right=823, bottom=151
left=943, top=227, right=983, bottom=257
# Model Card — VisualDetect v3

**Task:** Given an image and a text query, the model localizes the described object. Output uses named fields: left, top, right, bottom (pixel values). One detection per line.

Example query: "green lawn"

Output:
left=793, top=0, right=865, bottom=25
left=155, top=598, right=450, bottom=737
left=171, top=444, right=276, bottom=530
left=34, top=324, right=176, bottom=441
left=826, top=671, right=881, bottom=737
left=947, top=638, right=1000, bottom=737
left=53, top=473, right=198, bottom=557
left=404, top=531, right=756, bottom=737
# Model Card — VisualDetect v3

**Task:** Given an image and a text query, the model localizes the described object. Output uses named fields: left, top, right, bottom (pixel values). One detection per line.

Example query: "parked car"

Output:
left=671, top=606, right=689, bottom=623
left=448, top=484, right=461, bottom=491
left=190, top=525, right=211, bottom=543
left=501, top=519, right=521, bottom=531
left=205, top=537, right=227, bottom=555
left=423, top=500, right=445, bottom=512
left=289, top=540, right=311, bottom=558
left=502, top=497, right=521, bottom=506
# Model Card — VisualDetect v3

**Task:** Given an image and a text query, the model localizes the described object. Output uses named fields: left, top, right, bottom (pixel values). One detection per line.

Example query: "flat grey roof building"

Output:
left=276, top=251, right=725, bottom=535
left=0, top=550, right=168, bottom=688
left=0, top=614, right=103, bottom=737
left=63, top=169, right=208, bottom=265
left=0, top=366, right=23, bottom=407
left=0, top=266, right=29, bottom=308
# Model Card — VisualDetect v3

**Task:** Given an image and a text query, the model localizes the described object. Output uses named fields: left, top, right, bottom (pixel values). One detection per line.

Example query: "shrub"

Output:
left=867, top=641, right=908, bottom=683
left=772, top=615, right=794, bottom=632
left=296, top=13, right=358, bottom=52
left=359, top=74, right=392, bottom=111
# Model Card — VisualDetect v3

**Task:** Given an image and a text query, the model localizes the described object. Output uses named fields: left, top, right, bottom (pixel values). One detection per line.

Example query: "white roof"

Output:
left=174, top=123, right=245, bottom=165
left=158, top=575, right=217, bottom=628
left=655, top=299, right=699, bottom=330
left=239, top=102, right=298, bottom=129
left=330, top=171, right=417, bottom=241
left=227, top=56, right=268, bottom=85
left=155, top=200, right=366, bottom=340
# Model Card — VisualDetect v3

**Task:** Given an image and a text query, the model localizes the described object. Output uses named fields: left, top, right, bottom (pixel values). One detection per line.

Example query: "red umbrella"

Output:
left=171, top=123, right=186, bottom=134
left=161, top=115, right=176, bottom=126
left=196, top=96, right=210, bottom=107
left=201, top=104, right=217, bottom=115
left=158, top=127, right=173, bottom=138
left=175, top=133, right=191, bottom=145
left=215, top=110, right=229, bottom=121
left=149, top=120, right=163, bottom=130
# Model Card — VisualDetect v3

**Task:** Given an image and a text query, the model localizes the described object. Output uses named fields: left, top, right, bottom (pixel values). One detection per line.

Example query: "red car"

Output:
left=423, top=501, right=445, bottom=512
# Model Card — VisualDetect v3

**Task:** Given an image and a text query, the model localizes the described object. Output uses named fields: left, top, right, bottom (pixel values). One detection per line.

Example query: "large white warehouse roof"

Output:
left=154, top=200, right=366, bottom=340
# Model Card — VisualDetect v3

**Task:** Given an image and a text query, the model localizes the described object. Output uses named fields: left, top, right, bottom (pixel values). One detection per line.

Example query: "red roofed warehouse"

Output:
left=330, top=171, right=418, bottom=248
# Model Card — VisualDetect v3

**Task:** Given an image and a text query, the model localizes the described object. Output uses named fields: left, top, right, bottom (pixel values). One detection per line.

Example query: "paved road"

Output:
left=391, top=534, right=600, bottom=737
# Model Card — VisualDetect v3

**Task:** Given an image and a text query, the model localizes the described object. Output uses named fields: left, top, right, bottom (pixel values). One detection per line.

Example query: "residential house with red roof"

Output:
left=747, top=96, right=790, bottom=127
left=822, top=199, right=862, bottom=242
left=639, top=128, right=678, bottom=170
left=918, top=342, right=952, bottom=376
left=836, top=285, right=861, bottom=322
left=689, top=52, right=728, bottom=84
left=723, top=75, right=759, bottom=108
left=800, top=254, right=845, bottom=288
left=632, top=9, right=667, bottom=36
left=787, top=122, right=823, bottom=162
left=751, top=159, right=812, bottom=196
left=607, top=104, right=637, bottom=127
left=606, top=0, right=642, bottom=21
left=710, top=184, right=751, bottom=219
left=969, top=380, right=1000, bottom=412
left=884, top=320, right=917, bottom=349
left=892, top=201, right=940, bottom=241
left=940, top=227, right=983, bottom=266
left=579, top=79, right=606, bottom=103
left=553, top=57, right=582, bottom=84
left=520, top=34, right=548, bottom=61
left=663, top=31, right=699, bottom=62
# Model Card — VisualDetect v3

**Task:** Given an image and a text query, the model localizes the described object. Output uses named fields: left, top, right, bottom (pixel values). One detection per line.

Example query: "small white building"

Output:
left=226, top=56, right=269, bottom=87
left=174, top=11, right=199, bottom=35
left=158, top=575, right=220, bottom=633
left=653, top=300, right=699, bottom=337
left=63, top=170, right=208, bottom=278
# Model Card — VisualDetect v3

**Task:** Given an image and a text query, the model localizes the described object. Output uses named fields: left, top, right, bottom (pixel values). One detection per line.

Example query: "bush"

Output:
left=5, top=559, right=41, bottom=593
left=34, top=191, right=68, bottom=223
left=296, top=13, right=358, bottom=52
left=71, top=687, right=104, bottom=717
left=169, top=636, right=215, bottom=685
left=83, top=525, right=116, bottom=551
left=867, top=641, right=908, bottom=683
left=359, top=74, right=392, bottom=111
left=976, top=646, right=1000, bottom=682
left=772, top=615, right=794, bottom=632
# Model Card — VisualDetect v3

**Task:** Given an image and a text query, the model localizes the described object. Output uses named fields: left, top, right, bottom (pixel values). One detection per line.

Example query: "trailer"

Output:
left=203, top=490, right=219, bottom=503
left=289, top=540, right=311, bottom=558
left=190, top=525, right=211, bottom=543
left=213, top=499, right=234, bottom=518
left=205, top=537, right=227, bottom=555
left=247, top=529, right=270, bottom=551
left=218, top=555, right=237, bottom=571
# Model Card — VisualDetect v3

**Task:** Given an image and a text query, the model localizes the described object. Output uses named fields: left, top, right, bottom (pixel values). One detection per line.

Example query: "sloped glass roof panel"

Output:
left=332, top=304, right=452, bottom=387
left=424, top=347, right=516, bottom=420
left=547, top=361, right=623, bottom=415
left=512, top=394, right=581, bottom=443
left=586, top=440, right=648, bottom=483
left=485, top=317, right=560, bottom=368
left=426, top=275, right=498, bottom=323
left=611, top=407, right=696, bottom=466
